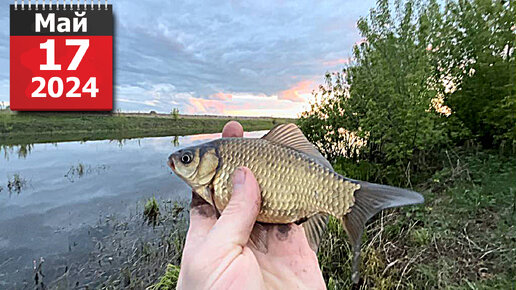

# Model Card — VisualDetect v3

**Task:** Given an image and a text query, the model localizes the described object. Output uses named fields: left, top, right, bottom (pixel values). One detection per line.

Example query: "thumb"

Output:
left=207, top=167, right=261, bottom=247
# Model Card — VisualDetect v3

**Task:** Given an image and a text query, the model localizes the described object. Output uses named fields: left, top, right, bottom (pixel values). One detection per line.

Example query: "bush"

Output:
left=299, top=0, right=515, bottom=185
left=171, top=108, right=180, bottom=120
left=299, top=0, right=449, bottom=185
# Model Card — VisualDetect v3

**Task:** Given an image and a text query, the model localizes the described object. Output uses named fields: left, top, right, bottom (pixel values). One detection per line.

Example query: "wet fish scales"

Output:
left=211, top=138, right=358, bottom=224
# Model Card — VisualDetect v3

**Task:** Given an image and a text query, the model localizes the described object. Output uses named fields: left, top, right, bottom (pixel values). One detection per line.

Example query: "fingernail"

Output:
left=233, top=168, right=246, bottom=185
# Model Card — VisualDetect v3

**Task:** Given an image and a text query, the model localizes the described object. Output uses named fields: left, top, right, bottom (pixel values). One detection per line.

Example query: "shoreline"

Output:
left=0, top=112, right=293, bottom=145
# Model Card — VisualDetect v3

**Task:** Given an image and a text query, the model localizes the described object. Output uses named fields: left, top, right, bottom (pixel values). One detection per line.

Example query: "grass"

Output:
left=320, top=150, right=516, bottom=289
left=6, top=173, right=27, bottom=195
left=144, top=196, right=161, bottom=227
left=41, top=199, right=190, bottom=289
left=151, top=150, right=516, bottom=289
left=0, top=111, right=292, bottom=145
left=147, top=264, right=181, bottom=290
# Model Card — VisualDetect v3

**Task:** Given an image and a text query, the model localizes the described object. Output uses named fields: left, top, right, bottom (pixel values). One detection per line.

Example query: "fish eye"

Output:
left=180, top=152, right=193, bottom=164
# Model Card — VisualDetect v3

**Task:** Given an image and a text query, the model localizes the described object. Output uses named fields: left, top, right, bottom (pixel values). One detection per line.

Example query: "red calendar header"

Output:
left=10, top=4, right=113, bottom=111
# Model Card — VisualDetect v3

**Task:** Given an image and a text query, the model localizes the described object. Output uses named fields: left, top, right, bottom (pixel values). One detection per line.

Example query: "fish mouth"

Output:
left=167, top=154, right=176, bottom=171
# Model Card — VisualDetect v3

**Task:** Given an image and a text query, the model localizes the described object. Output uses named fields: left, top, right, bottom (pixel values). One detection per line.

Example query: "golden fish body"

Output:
left=211, top=138, right=359, bottom=223
left=168, top=123, right=423, bottom=283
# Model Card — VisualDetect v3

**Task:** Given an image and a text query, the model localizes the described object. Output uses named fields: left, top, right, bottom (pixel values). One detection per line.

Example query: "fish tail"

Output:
left=339, top=181, right=424, bottom=284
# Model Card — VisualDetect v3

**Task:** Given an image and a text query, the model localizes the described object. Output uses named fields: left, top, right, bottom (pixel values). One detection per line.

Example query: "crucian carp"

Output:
left=168, top=123, right=424, bottom=283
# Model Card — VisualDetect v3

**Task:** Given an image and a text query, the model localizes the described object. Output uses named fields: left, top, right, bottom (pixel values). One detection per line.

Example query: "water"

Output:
left=0, top=131, right=265, bottom=288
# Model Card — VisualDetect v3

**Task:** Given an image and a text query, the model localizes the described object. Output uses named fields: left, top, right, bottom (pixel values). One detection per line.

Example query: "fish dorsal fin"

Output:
left=302, top=213, right=329, bottom=252
left=262, top=123, right=332, bottom=168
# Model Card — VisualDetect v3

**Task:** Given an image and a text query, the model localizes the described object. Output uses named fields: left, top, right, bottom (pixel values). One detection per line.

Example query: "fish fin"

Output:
left=208, top=185, right=221, bottom=218
left=194, top=186, right=214, bottom=207
left=341, top=180, right=424, bottom=284
left=262, top=123, right=332, bottom=169
left=249, top=223, right=269, bottom=253
left=302, top=213, right=328, bottom=252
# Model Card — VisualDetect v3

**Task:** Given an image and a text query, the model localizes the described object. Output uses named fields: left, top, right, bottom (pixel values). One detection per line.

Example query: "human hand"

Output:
left=176, top=121, right=326, bottom=290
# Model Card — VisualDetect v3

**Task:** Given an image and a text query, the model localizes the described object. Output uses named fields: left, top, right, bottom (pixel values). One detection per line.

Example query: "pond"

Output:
left=0, top=131, right=265, bottom=289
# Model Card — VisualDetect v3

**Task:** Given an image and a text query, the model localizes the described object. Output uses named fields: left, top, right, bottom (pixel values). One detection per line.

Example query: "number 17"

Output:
left=40, top=39, right=89, bottom=71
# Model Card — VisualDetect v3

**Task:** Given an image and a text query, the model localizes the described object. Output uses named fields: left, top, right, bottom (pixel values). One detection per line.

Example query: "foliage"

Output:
left=299, top=0, right=515, bottom=286
left=171, top=108, right=180, bottom=120
left=300, top=0, right=451, bottom=185
left=299, top=0, right=515, bottom=185
left=432, top=0, right=516, bottom=148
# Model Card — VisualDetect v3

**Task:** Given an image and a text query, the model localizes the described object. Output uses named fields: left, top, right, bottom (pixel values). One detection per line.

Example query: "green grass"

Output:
left=147, top=264, right=181, bottom=290
left=321, top=150, right=516, bottom=289
left=0, top=111, right=292, bottom=145
left=151, top=150, right=516, bottom=289
left=144, top=196, right=161, bottom=227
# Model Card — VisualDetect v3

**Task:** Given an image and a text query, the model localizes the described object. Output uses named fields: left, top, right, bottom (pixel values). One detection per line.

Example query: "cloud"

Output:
left=115, top=83, right=193, bottom=112
left=186, top=97, right=226, bottom=114
left=183, top=91, right=312, bottom=117
left=278, top=80, right=316, bottom=102
left=209, top=92, right=233, bottom=101
left=0, top=0, right=376, bottom=115
left=322, top=58, right=353, bottom=66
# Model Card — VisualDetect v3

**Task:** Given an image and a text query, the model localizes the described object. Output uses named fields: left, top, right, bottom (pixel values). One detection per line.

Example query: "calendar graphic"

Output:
left=10, top=1, right=113, bottom=111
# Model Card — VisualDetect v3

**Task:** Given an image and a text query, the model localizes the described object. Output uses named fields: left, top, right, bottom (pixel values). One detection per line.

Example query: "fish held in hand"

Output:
left=168, top=123, right=424, bottom=283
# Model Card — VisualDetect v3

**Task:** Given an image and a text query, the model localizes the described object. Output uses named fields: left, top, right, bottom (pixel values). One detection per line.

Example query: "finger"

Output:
left=185, top=191, right=217, bottom=244
left=222, top=121, right=244, bottom=137
left=207, top=167, right=261, bottom=247
left=186, top=121, right=242, bottom=244
left=186, top=121, right=243, bottom=244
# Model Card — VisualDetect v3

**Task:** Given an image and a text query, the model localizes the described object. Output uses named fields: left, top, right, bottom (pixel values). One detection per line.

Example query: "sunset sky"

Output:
left=0, top=0, right=375, bottom=117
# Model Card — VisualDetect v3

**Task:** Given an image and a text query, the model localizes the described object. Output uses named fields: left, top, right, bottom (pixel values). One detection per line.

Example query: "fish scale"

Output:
left=211, top=138, right=357, bottom=223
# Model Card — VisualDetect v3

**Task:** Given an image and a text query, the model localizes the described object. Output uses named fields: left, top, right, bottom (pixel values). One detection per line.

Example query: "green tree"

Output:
left=171, top=108, right=180, bottom=120
left=432, top=0, right=515, bottom=148
left=300, top=0, right=448, bottom=185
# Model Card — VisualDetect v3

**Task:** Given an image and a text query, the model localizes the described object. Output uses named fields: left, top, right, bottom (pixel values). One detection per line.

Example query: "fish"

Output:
left=168, top=123, right=424, bottom=283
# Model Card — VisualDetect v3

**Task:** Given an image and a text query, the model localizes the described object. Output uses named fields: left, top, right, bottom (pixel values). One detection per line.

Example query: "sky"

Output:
left=0, top=0, right=375, bottom=117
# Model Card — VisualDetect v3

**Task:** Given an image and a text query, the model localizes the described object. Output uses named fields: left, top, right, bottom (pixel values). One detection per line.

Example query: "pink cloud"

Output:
left=184, top=89, right=313, bottom=117
left=278, top=80, right=315, bottom=102
left=210, top=92, right=233, bottom=100
left=323, top=57, right=353, bottom=66
left=186, top=97, right=226, bottom=114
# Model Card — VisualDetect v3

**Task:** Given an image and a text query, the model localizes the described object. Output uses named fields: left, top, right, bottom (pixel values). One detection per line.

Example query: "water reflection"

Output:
left=64, top=163, right=110, bottom=183
left=1, top=130, right=262, bottom=160
left=2, top=137, right=158, bottom=160
left=172, top=136, right=179, bottom=146
left=4, top=173, right=28, bottom=195
left=1, top=144, right=34, bottom=160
